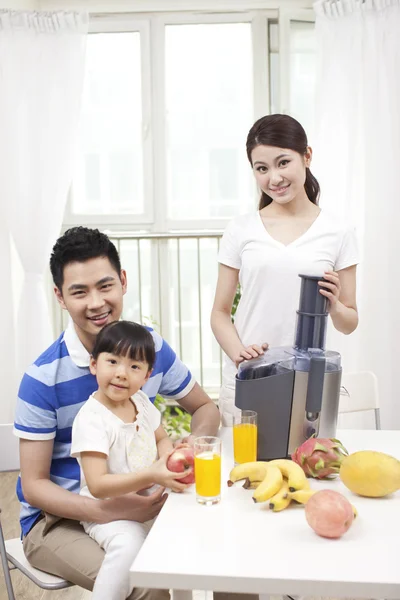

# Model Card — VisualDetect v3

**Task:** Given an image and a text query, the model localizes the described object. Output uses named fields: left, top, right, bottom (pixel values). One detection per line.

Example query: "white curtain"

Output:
left=313, top=0, right=400, bottom=428
left=0, top=10, right=88, bottom=419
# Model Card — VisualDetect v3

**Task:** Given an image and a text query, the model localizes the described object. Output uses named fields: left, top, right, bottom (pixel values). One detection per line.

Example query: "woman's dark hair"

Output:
left=246, top=114, right=320, bottom=209
left=50, top=227, right=122, bottom=291
left=92, top=321, right=155, bottom=371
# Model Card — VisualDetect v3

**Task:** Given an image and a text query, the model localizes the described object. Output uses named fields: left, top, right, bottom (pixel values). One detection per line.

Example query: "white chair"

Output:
left=0, top=422, right=74, bottom=599
left=339, top=370, right=381, bottom=430
left=0, top=513, right=74, bottom=599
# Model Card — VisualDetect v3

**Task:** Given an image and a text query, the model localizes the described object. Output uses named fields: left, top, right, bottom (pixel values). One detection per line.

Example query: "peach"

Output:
left=305, top=489, right=354, bottom=539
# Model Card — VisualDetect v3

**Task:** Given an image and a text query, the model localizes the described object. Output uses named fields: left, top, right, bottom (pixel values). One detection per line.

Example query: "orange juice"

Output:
left=194, top=451, right=221, bottom=498
left=233, top=423, right=258, bottom=463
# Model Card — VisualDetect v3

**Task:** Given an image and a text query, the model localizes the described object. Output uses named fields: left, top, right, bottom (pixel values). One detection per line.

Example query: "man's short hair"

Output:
left=50, top=227, right=121, bottom=291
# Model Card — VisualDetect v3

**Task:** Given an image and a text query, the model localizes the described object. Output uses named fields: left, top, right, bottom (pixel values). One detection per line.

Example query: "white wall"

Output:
left=39, top=0, right=313, bottom=10
left=0, top=0, right=38, bottom=7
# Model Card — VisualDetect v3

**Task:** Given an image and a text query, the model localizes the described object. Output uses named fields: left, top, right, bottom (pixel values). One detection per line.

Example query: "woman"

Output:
left=211, top=114, right=359, bottom=425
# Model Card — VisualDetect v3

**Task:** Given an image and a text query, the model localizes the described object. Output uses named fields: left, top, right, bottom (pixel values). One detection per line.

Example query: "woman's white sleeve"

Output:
left=335, top=225, right=360, bottom=271
left=218, top=219, right=241, bottom=269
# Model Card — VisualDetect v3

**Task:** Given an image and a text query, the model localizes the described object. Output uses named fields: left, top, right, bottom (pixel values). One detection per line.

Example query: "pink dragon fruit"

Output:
left=291, top=437, right=349, bottom=479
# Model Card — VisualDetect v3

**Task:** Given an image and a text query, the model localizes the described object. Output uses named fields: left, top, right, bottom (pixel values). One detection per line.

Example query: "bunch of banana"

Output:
left=228, top=458, right=311, bottom=511
left=227, top=462, right=360, bottom=517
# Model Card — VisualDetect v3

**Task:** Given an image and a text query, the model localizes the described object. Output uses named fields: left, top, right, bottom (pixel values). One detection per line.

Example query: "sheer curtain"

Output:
left=313, top=0, right=400, bottom=428
left=0, top=11, right=87, bottom=421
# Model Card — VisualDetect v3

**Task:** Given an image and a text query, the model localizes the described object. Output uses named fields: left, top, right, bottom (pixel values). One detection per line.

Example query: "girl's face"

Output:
left=251, top=144, right=312, bottom=206
left=90, top=351, right=151, bottom=405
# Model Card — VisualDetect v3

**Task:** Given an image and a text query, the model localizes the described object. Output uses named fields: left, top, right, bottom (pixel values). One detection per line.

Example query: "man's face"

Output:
left=55, top=256, right=127, bottom=351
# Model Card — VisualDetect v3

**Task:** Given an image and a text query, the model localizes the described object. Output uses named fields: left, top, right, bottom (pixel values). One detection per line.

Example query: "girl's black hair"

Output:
left=246, top=114, right=320, bottom=209
left=92, top=321, right=155, bottom=371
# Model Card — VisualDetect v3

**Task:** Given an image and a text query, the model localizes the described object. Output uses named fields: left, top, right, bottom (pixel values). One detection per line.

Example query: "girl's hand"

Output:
left=149, top=455, right=192, bottom=493
left=234, top=343, right=268, bottom=368
left=318, top=271, right=341, bottom=312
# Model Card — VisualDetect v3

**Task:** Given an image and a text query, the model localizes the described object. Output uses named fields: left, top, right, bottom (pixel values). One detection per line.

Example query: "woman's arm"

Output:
left=211, top=263, right=267, bottom=366
left=319, top=266, right=358, bottom=334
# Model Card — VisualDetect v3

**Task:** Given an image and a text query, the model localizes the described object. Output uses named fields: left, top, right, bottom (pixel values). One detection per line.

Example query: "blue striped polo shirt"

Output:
left=14, top=320, right=194, bottom=536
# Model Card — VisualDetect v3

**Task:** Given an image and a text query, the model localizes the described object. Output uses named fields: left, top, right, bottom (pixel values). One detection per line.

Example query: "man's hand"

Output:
left=100, top=485, right=168, bottom=523
left=174, top=436, right=195, bottom=448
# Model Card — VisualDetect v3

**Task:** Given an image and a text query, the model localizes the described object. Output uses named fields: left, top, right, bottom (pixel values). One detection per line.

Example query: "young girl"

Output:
left=211, top=114, right=359, bottom=425
left=71, top=320, right=191, bottom=600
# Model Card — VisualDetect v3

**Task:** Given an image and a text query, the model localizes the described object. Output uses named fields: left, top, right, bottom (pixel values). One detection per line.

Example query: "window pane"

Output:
left=290, top=21, right=316, bottom=140
left=165, top=23, right=254, bottom=220
left=269, top=22, right=280, bottom=114
left=72, top=32, right=144, bottom=215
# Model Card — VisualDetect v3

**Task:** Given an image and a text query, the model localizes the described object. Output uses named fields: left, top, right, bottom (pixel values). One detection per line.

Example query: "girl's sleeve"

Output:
left=70, top=409, right=110, bottom=458
left=146, top=398, right=162, bottom=431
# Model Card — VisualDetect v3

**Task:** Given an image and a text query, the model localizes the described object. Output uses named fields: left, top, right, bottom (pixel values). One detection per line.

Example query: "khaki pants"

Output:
left=23, top=513, right=170, bottom=600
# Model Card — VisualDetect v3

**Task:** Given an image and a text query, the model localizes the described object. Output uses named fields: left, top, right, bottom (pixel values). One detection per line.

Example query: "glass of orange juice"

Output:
left=194, top=436, right=222, bottom=505
left=233, top=410, right=258, bottom=464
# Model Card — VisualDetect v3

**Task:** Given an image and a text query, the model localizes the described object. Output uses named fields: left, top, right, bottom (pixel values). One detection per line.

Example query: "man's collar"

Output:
left=63, top=319, right=91, bottom=368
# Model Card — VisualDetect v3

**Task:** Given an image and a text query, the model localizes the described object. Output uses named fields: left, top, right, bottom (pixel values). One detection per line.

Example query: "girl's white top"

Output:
left=71, top=390, right=161, bottom=499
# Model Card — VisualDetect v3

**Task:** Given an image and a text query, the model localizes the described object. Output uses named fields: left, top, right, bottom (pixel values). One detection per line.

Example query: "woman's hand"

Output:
left=149, top=454, right=192, bottom=493
left=318, top=271, right=341, bottom=312
left=234, top=343, right=268, bottom=368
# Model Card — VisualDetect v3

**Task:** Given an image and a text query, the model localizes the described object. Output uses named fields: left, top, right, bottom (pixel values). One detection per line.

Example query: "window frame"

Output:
left=64, top=15, right=154, bottom=228
left=278, top=8, right=315, bottom=115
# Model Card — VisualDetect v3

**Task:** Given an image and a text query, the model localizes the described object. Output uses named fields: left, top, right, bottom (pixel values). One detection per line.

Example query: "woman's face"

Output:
left=251, top=144, right=311, bottom=206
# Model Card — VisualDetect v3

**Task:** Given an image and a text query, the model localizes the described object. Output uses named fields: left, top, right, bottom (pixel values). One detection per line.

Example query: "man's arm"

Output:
left=20, top=439, right=167, bottom=524
left=177, top=382, right=220, bottom=441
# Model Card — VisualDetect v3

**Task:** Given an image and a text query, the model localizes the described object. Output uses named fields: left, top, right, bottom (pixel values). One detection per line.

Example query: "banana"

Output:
left=268, top=459, right=309, bottom=492
left=252, top=465, right=283, bottom=503
left=289, top=489, right=317, bottom=504
left=269, top=480, right=291, bottom=512
left=227, top=461, right=268, bottom=487
left=352, top=504, right=358, bottom=519
left=242, top=478, right=262, bottom=490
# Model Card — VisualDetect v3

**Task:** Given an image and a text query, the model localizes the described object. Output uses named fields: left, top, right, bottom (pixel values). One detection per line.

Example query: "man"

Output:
left=14, top=227, right=220, bottom=600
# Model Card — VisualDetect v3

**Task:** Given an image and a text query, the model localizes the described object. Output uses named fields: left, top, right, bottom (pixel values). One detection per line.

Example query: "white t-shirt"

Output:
left=71, top=390, right=161, bottom=500
left=218, top=210, right=359, bottom=383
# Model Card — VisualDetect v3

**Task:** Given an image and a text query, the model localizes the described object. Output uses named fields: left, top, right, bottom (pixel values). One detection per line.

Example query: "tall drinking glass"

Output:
left=233, top=410, right=258, bottom=464
left=194, top=436, right=222, bottom=505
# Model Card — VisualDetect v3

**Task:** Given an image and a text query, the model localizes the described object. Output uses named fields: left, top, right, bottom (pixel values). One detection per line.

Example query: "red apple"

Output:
left=305, top=489, right=354, bottom=539
left=167, top=446, right=195, bottom=484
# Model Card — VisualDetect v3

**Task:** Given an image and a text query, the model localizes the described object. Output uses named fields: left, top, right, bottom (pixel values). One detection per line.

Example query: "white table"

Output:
left=129, top=429, right=400, bottom=599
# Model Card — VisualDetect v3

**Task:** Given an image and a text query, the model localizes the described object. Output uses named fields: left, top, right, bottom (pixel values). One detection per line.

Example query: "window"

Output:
left=67, top=21, right=152, bottom=225
left=165, top=23, right=254, bottom=221
left=289, top=19, right=316, bottom=141
left=60, top=9, right=317, bottom=393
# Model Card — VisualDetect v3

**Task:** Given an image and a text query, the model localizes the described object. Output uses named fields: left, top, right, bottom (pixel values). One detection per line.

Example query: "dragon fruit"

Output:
left=291, top=437, right=349, bottom=479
